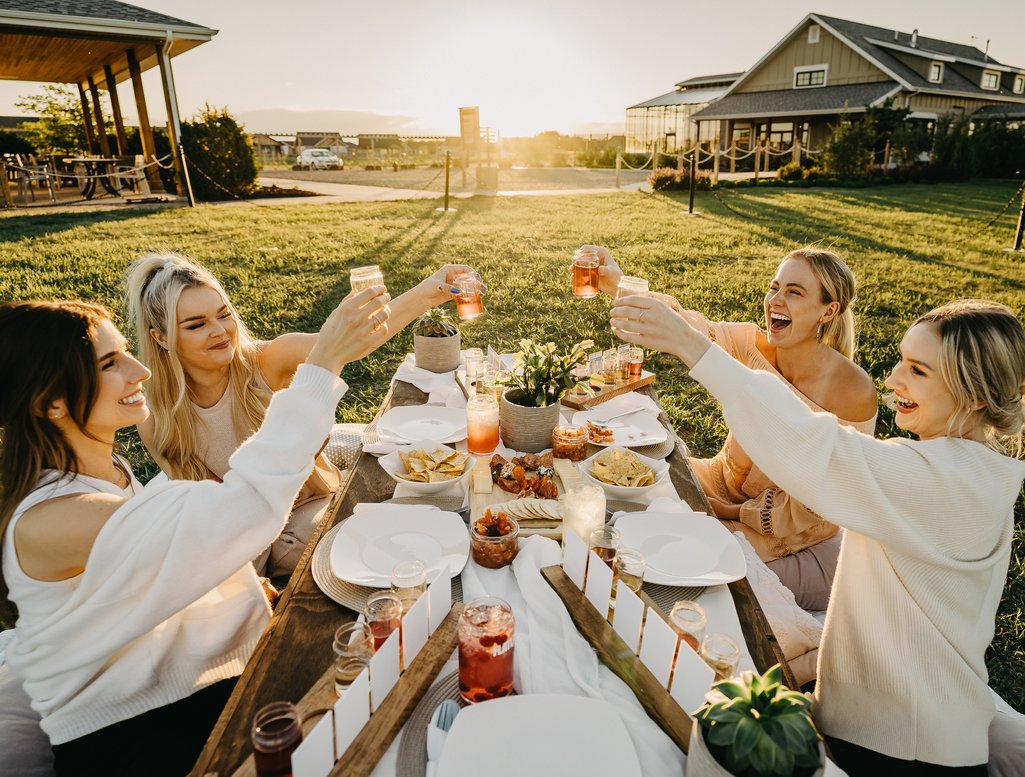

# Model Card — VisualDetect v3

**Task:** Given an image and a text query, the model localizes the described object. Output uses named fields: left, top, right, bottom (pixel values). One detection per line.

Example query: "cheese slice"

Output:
left=552, top=458, right=583, bottom=491
left=472, top=458, right=493, bottom=494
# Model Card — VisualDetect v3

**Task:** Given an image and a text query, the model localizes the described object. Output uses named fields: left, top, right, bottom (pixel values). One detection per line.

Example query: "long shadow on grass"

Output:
left=0, top=204, right=179, bottom=242
left=672, top=189, right=1025, bottom=291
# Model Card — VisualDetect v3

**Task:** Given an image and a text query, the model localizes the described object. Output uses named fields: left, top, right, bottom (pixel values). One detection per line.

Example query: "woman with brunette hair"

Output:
left=125, top=252, right=478, bottom=577
left=0, top=288, right=392, bottom=776
left=579, top=245, right=877, bottom=609
left=612, top=295, right=1025, bottom=774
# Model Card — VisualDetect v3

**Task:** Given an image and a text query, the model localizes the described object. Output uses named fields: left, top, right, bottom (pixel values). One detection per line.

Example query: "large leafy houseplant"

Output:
left=500, top=338, right=593, bottom=407
left=692, top=664, right=824, bottom=777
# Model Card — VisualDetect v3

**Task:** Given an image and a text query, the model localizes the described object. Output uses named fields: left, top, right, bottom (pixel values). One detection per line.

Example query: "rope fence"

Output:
left=3, top=155, right=173, bottom=181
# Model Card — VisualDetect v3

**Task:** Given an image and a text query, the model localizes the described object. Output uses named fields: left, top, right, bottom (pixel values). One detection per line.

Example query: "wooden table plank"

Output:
left=193, top=379, right=794, bottom=776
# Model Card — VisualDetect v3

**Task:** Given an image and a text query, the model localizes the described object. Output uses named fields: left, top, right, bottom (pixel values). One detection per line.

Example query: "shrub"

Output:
left=777, top=162, right=804, bottom=181
left=179, top=105, right=258, bottom=201
left=647, top=166, right=713, bottom=191
left=823, top=115, right=876, bottom=178
left=971, top=123, right=1025, bottom=178
left=931, top=115, right=972, bottom=181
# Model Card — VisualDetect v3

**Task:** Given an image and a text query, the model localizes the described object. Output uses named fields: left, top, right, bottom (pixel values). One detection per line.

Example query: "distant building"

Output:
left=690, top=13, right=1025, bottom=153
left=295, top=132, right=353, bottom=156
left=250, top=133, right=289, bottom=162
left=0, top=116, right=39, bottom=135
left=625, top=73, right=741, bottom=153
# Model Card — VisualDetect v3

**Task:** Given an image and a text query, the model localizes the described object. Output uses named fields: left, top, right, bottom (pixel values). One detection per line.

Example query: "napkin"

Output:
left=392, top=479, right=469, bottom=506
left=394, top=353, right=458, bottom=395
left=585, top=391, right=661, bottom=420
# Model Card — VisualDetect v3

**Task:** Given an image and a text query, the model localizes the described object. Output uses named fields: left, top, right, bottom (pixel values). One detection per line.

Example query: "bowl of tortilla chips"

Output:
left=379, top=442, right=476, bottom=494
left=578, top=446, right=670, bottom=500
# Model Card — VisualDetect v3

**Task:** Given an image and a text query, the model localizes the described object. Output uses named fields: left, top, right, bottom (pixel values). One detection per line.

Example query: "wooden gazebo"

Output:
left=0, top=0, right=217, bottom=191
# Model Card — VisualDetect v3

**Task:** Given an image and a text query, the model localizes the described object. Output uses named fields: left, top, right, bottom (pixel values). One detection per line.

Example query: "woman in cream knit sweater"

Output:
left=612, top=295, right=1025, bottom=775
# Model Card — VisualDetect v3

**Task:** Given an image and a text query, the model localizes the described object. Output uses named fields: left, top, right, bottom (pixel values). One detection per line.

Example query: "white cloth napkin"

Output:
left=458, top=535, right=687, bottom=776
left=584, top=391, right=661, bottom=420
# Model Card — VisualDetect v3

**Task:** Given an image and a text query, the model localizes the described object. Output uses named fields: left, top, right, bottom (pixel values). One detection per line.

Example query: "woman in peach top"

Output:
left=581, top=246, right=877, bottom=608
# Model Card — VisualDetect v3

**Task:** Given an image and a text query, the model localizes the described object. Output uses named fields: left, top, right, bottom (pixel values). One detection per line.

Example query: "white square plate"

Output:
left=571, top=408, right=668, bottom=448
left=377, top=406, right=467, bottom=444
left=436, top=695, right=641, bottom=777
left=614, top=511, right=746, bottom=586
left=329, top=507, right=469, bottom=587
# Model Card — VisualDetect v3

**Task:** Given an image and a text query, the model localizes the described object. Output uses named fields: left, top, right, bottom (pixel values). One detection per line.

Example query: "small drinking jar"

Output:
left=615, top=275, right=649, bottom=298
left=669, top=600, right=708, bottom=652
left=390, top=559, right=427, bottom=613
left=588, top=526, right=622, bottom=569
left=466, top=394, right=500, bottom=455
left=701, top=633, right=741, bottom=682
left=251, top=701, right=303, bottom=777
left=616, top=344, right=632, bottom=384
left=588, top=351, right=605, bottom=387
left=350, top=264, right=384, bottom=293
left=332, top=622, right=373, bottom=698
left=364, top=591, right=403, bottom=651
left=551, top=424, right=587, bottom=461
left=453, top=272, right=485, bottom=320
left=610, top=547, right=645, bottom=610
left=601, top=349, right=618, bottom=385
left=458, top=596, right=515, bottom=703
left=560, top=484, right=606, bottom=547
left=572, top=249, right=600, bottom=299
left=628, top=347, right=644, bottom=380
left=464, top=348, right=485, bottom=393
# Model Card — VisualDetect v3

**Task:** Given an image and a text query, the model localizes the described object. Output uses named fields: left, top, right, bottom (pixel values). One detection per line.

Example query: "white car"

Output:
left=294, top=149, right=343, bottom=170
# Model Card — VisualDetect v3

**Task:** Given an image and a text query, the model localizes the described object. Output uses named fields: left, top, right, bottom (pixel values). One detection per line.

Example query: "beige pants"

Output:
left=253, top=495, right=333, bottom=579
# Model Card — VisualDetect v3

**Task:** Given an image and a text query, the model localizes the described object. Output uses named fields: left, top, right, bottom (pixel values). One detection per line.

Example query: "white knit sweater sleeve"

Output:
left=73, top=363, right=347, bottom=629
left=689, top=344, right=1015, bottom=562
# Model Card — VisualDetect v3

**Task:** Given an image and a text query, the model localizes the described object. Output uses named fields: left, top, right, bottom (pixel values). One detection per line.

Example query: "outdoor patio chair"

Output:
left=12, top=154, right=56, bottom=204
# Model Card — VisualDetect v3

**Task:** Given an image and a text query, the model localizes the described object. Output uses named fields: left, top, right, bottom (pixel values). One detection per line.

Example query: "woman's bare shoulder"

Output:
left=824, top=354, right=878, bottom=423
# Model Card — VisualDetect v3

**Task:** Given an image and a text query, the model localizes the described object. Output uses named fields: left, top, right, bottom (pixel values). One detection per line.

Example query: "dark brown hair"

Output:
left=0, top=300, right=110, bottom=621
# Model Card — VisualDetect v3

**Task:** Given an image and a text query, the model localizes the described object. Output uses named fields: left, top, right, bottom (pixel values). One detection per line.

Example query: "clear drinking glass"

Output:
left=615, top=275, right=649, bottom=298
left=588, top=526, right=622, bottom=569
left=560, top=484, right=606, bottom=547
left=350, top=264, right=384, bottom=293
left=572, top=249, right=600, bottom=299
left=701, top=633, right=741, bottom=682
left=610, top=547, right=645, bottom=610
left=464, top=348, right=485, bottom=394
left=458, top=596, right=515, bottom=703
left=669, top=600, right=708, bottom=653
left=390, top=559, right=427, bottom=613
left=363, top=591, right=403, bottom=651
left=616, top=344, right=632, bottom=384
left=251, top=701, right=303, bottom=777
left=332, top=622, right=374, bottom=698
left=466, top=394, right=500, bottom=455
left=601, top=349, right=618, bottom=385
left=453, top=272, right=485, bottom=320
left=588, top=352, right=605, bottom=388
left=628, top=347, right=644, bottom=380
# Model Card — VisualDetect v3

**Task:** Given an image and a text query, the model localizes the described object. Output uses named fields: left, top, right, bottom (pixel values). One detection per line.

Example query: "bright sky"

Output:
left=1, top=0, right=1023, bottom=137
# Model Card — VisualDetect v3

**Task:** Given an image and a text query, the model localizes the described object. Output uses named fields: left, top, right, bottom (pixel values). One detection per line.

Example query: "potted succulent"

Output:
left=412, top=308, right=461, bottom=373
left=688, top=664, right=826, bottom=777
left=498, top=338, right=593, bottom=452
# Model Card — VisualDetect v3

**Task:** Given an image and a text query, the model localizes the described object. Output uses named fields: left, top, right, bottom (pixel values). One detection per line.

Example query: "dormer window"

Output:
left=794, top=65, right=827, bottom=88
left=1014, top=74, right=1025, bottom=94
left=808, top=24, right=820, bottom=43
left=928, top=62, right=944, bottom=83
left=981, top=70, right=1000, bottom=91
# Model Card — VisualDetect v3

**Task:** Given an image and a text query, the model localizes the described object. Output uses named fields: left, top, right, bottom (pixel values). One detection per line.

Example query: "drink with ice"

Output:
left=466, top=394, right=500, bottom=455
left=458, top=597, right=515, bottom=703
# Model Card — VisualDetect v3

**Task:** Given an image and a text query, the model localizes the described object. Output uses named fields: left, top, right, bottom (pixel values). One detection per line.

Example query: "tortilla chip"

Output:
left=397, top=447, right=469, bottom=482
left=590, top=449, right=656, bottom=488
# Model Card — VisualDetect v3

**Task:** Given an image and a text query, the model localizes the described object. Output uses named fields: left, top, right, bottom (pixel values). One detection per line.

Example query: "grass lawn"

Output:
left=2, top=180, right=1023, bottom=710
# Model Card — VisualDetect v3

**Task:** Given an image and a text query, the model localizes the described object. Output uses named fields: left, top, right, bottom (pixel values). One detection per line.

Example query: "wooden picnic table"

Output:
left=189, top=379, right=793, bottom=777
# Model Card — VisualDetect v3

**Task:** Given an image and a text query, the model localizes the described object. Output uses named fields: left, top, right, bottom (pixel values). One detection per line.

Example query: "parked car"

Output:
left=294, top=149, right=343, bottom=170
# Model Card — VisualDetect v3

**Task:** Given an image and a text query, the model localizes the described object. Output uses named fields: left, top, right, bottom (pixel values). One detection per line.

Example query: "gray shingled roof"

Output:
left=815, top=14, right=1025, bottom=99
left=0, top=0, right=204, bottom=29
left=972, top=104, right=1025, bottom=119
left=691, top=81, right=898, bottom=121
left=629, top=84, right=732, bottom=109
left=675, top=73, right=744, bottom=88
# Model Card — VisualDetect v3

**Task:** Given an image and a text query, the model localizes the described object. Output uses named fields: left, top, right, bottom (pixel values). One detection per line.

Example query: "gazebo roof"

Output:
left=0, top=0, right=216, bottom=88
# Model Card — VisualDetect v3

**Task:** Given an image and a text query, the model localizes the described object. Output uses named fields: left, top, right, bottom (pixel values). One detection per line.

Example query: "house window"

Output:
left=808, top=24, right=820, bottom=43
left=1015, top=74, right=1025, bottom=94
left=794, top=66, right=827, bottom=88
left=981, top=70, right=1000, bottom=90
left=929, top=62, right=944, bottom=83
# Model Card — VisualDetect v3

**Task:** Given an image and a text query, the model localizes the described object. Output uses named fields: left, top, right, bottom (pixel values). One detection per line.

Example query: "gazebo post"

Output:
left=77, top=84, right=96, bottom=153
left=87, top=76, right=112, bottom=157
left=155, top=42, right=186, bottom=196
left=103, top=63, right=128, bottom=156
left=126, top=48, right=162, bottom=192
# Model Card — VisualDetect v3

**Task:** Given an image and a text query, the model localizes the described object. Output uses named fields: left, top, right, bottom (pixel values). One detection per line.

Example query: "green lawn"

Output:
left=2, top=181, right=1023, bottom=709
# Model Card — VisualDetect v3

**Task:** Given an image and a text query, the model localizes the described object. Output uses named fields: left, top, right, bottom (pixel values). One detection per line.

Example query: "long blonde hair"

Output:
left=124, top=252, right=272, bottom=480
left=915, top=300, right=1025, bottom=456
left=781, top=247, right=858, bottom=359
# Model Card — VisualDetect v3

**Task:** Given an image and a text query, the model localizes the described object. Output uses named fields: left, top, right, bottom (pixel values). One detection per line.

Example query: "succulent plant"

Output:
left=696, top=664, right=822, bottom=777
left=412, top=307, right=458, bottom=338
left=499, top=338, right=593, bottom=407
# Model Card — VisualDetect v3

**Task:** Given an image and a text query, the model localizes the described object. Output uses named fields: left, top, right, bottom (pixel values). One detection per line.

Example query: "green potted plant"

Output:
left=412, top=308, right=461, bottom=373
left=688, top=664, right=826, bottom=777
left=498, top=338, right=593, bottom=452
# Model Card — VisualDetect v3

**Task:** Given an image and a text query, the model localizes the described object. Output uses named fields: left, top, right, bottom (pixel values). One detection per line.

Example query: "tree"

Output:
left=13, top=84, right=105, bottom=154
left=823, top=113, right=876, bottom=178
left=179, top=105, right=258, bottom=200
left=0, top=129, right=35, bottom=156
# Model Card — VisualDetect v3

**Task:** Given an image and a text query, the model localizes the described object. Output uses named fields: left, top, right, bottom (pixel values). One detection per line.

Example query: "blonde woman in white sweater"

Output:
left=612, top=295, right=1025, bottom=775
left=0, top=287, right=392, bottom=776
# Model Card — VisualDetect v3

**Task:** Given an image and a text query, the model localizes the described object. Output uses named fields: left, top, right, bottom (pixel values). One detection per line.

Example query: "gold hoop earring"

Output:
left=816, top=323, right=825, bottom=342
